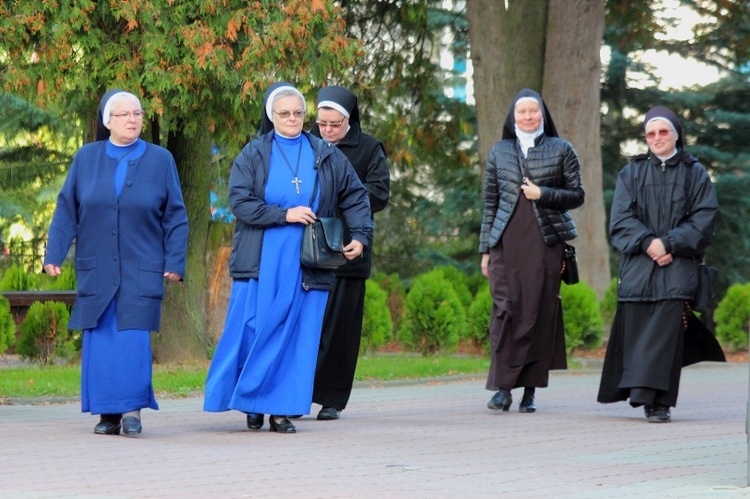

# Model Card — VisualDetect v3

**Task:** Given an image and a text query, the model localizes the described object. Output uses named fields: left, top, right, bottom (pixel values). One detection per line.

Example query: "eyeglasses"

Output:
left=315, top=119, right=346, bottom=129
left=111, top=111, right=145, bottom=120
left=274, top=110, right=305, bottom=120
left=646, top=128, right=671, bottom=140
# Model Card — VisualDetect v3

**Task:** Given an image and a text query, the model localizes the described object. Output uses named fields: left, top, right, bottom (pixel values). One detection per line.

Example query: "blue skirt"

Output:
left=80, top=299, right=158, bottom=414
left=203, top=226, right=328, bottom=416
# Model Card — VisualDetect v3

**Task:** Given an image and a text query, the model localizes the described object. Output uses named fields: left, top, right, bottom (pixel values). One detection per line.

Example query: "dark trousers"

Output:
left=312, top=276, right=366, bottom=411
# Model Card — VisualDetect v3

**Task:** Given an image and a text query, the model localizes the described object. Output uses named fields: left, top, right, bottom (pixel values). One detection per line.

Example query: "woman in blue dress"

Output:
left=203, top=83, right=372, bottom=433
left=44, top=89, right=188, bottom=436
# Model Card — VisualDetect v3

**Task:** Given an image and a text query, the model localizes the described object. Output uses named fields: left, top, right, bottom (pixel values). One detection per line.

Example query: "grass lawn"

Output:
left=0, top=354, right=490, bottom=399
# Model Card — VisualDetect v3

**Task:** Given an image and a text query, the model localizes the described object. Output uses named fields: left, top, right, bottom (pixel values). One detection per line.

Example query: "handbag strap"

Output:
left=308, top=175, right=319, bottom=209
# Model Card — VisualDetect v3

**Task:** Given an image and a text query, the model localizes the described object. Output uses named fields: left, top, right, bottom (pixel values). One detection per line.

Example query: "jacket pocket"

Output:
left=139, top=258, right=165, bottom=299
left=75, top=256, right=97, bottom=297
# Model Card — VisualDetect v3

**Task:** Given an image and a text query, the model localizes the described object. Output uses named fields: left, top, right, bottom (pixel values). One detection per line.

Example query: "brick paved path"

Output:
left=1, top=362, right=747, bottom=498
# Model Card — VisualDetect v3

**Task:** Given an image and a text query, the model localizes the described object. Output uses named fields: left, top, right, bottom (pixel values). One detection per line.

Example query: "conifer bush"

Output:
left=714, top=283, right=750, bottom=350
left=40, top=264, right=77, bottom=291
left=435, top=265, right=473, bottom=309
left=0, top=264, right=37, bottom=291
left=361, top=280, right=393, bottom=354
left=600, top=277, right=618, bottom=330
left=561, top=281, right=604, bottom=354
left=16, top=301, right=75, bottom=364
left=398, top=269, right=465, bottom=355
left=466, top=284, right=491, bottom=354
left=0, top=295, right=15, bottom=355
left=371, top=272, right=406, bottom=336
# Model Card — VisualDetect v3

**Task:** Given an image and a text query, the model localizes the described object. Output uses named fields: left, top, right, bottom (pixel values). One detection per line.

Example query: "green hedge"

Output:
left=398, top=268, right=464, bottom=355
left=16, top=301, right=76, bottom=364
left=714, top=283, right=750, bottom=351
left=361, top=280, right=393, bottom=354
left=0, top=295, right=15, bottom=355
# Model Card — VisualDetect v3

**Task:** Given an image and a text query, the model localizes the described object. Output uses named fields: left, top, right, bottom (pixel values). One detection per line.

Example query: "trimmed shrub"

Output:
left=600, top=277, right=618, bottom=330
left=0, top=295, right=15, bottom=355
left=466, top=272, right=487, bottom=297
left=435, top=265, right=473, bottom=309
left=371, top=272, right=406, bottom=336
left=16, top=301, right=75, bottom=364
left=466, top=283, right=491, bottom=355
left=361, top=280, right=393, bottom=354
left=714, top=283, right=750, bottom=351
left=561, top=281, right=604, bottom=354
left=398, top=269, right=465, bottom=355
left=39, top=264, right=77, bottom=291
left=0, top=264, right=37, bottom=291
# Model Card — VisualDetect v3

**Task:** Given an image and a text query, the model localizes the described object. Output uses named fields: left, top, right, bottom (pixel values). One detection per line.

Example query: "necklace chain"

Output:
left=274, top=138, right=303, bottom=194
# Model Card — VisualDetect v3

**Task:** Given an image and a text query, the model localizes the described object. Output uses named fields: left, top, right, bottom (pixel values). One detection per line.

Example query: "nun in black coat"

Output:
left=597, top=105, right=723, bottom=423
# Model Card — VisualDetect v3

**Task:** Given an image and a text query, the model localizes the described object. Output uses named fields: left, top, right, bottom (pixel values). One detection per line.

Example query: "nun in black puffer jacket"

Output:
left=479, top=88, right=584, bottom=414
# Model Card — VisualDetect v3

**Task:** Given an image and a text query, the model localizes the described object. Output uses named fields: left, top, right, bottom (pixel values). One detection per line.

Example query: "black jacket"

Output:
left=310, top=122, right=390, bottom=278
left=479, top=135, right=584, bottom=253
left=610, top=151, right=718, bottom=302
left=227, top=130, right=373, bottom=290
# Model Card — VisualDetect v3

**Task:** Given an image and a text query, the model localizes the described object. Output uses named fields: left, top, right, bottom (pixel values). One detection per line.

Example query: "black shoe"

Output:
left=269, top=416, right=296, bottom=433
left=519, top=394, right=536, bottom=413
left=645, top=404, right=671, bottom=423
left=94, top=414, right=122, bottom=435
left=487, top=390, right=512, bottom=411
left=246, top=413, right=264, bottom=430
left=122, top=416, right=142, bottom=435
left=317, top=407, right=341, bottom=420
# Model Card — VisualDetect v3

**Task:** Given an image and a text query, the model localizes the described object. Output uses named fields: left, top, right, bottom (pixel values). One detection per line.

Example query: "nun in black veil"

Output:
left=478, top=88, right=584, bottom=414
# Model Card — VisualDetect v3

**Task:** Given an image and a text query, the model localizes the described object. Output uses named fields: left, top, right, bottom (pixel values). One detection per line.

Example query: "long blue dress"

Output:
left=204, top=133, right=328, bottom=416
left=80, top=139, right=158, bottom=415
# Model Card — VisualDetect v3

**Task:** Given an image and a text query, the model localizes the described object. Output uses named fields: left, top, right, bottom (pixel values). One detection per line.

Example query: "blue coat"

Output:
left=44, top=140, right=188, bottom=332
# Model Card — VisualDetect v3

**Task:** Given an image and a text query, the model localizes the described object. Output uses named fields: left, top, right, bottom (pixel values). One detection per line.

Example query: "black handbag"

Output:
left=300, top=176, right=347, bottom=270
left=561, top=243, right=579, bottom=285
left=694, top=262, right=718, bottom=313
left=301, top=217, right=347, bottom=269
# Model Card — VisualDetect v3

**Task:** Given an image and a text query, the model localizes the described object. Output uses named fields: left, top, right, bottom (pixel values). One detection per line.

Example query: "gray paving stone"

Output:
left=0, top=362, right=748, bottom=498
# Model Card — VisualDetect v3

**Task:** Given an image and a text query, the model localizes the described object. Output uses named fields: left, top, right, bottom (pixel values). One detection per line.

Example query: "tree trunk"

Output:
left=467, top=0, right=548, bottom=173
left=542, top=0, right=610, bottom=297
left=152, top=126, right=212, bottom=362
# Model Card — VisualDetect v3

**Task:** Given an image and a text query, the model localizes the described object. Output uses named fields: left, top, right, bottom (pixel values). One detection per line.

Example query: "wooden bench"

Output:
left=1, top=291, right=77, bottom=325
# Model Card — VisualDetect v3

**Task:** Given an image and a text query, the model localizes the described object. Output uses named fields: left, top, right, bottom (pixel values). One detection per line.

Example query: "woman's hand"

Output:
left=286, top=206, right=317, bottom=225
left=646, top=238, right=667, bottom=261
left=481, top=253, right=490, bottom=278
left=164, top=272, right=182, bottom=282
left=43, top=264, right=61, bottom=277
left=343, top=239, right=364, bottom=260
left=520, top=177, right=541, bottom=200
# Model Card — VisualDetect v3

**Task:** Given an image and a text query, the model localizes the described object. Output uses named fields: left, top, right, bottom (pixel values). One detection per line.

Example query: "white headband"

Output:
left=102, top=92, right=140, bottom=126
left=317, top=100, right=350, bottom=119
left=515, top=96, right=541, bottom=109
left=645, top=117, right=678, bottom=136
left=265, top=86, right=305, bottom=121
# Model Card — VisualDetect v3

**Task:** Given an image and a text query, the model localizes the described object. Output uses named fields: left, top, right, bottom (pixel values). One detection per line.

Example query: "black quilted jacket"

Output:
left=478, top=135, right=584, bottom=253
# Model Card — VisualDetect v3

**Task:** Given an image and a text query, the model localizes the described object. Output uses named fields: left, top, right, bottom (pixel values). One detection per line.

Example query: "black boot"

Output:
left=519, top=387, right=536, bottom=413
left=487, top=388, right=512, bottom=411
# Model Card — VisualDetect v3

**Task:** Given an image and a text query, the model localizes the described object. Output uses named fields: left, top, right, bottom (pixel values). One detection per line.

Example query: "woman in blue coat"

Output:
left=44, top=90, right=188, bottom=436
left=203, top=83, right=372, bottom=434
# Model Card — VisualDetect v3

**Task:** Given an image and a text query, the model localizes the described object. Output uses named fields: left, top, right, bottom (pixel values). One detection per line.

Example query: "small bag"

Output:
left=561, top=243, right=579, bottom=285
left=694, top=263, right=718, bottom=313
left=301, top=217, right=347, bottom=270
